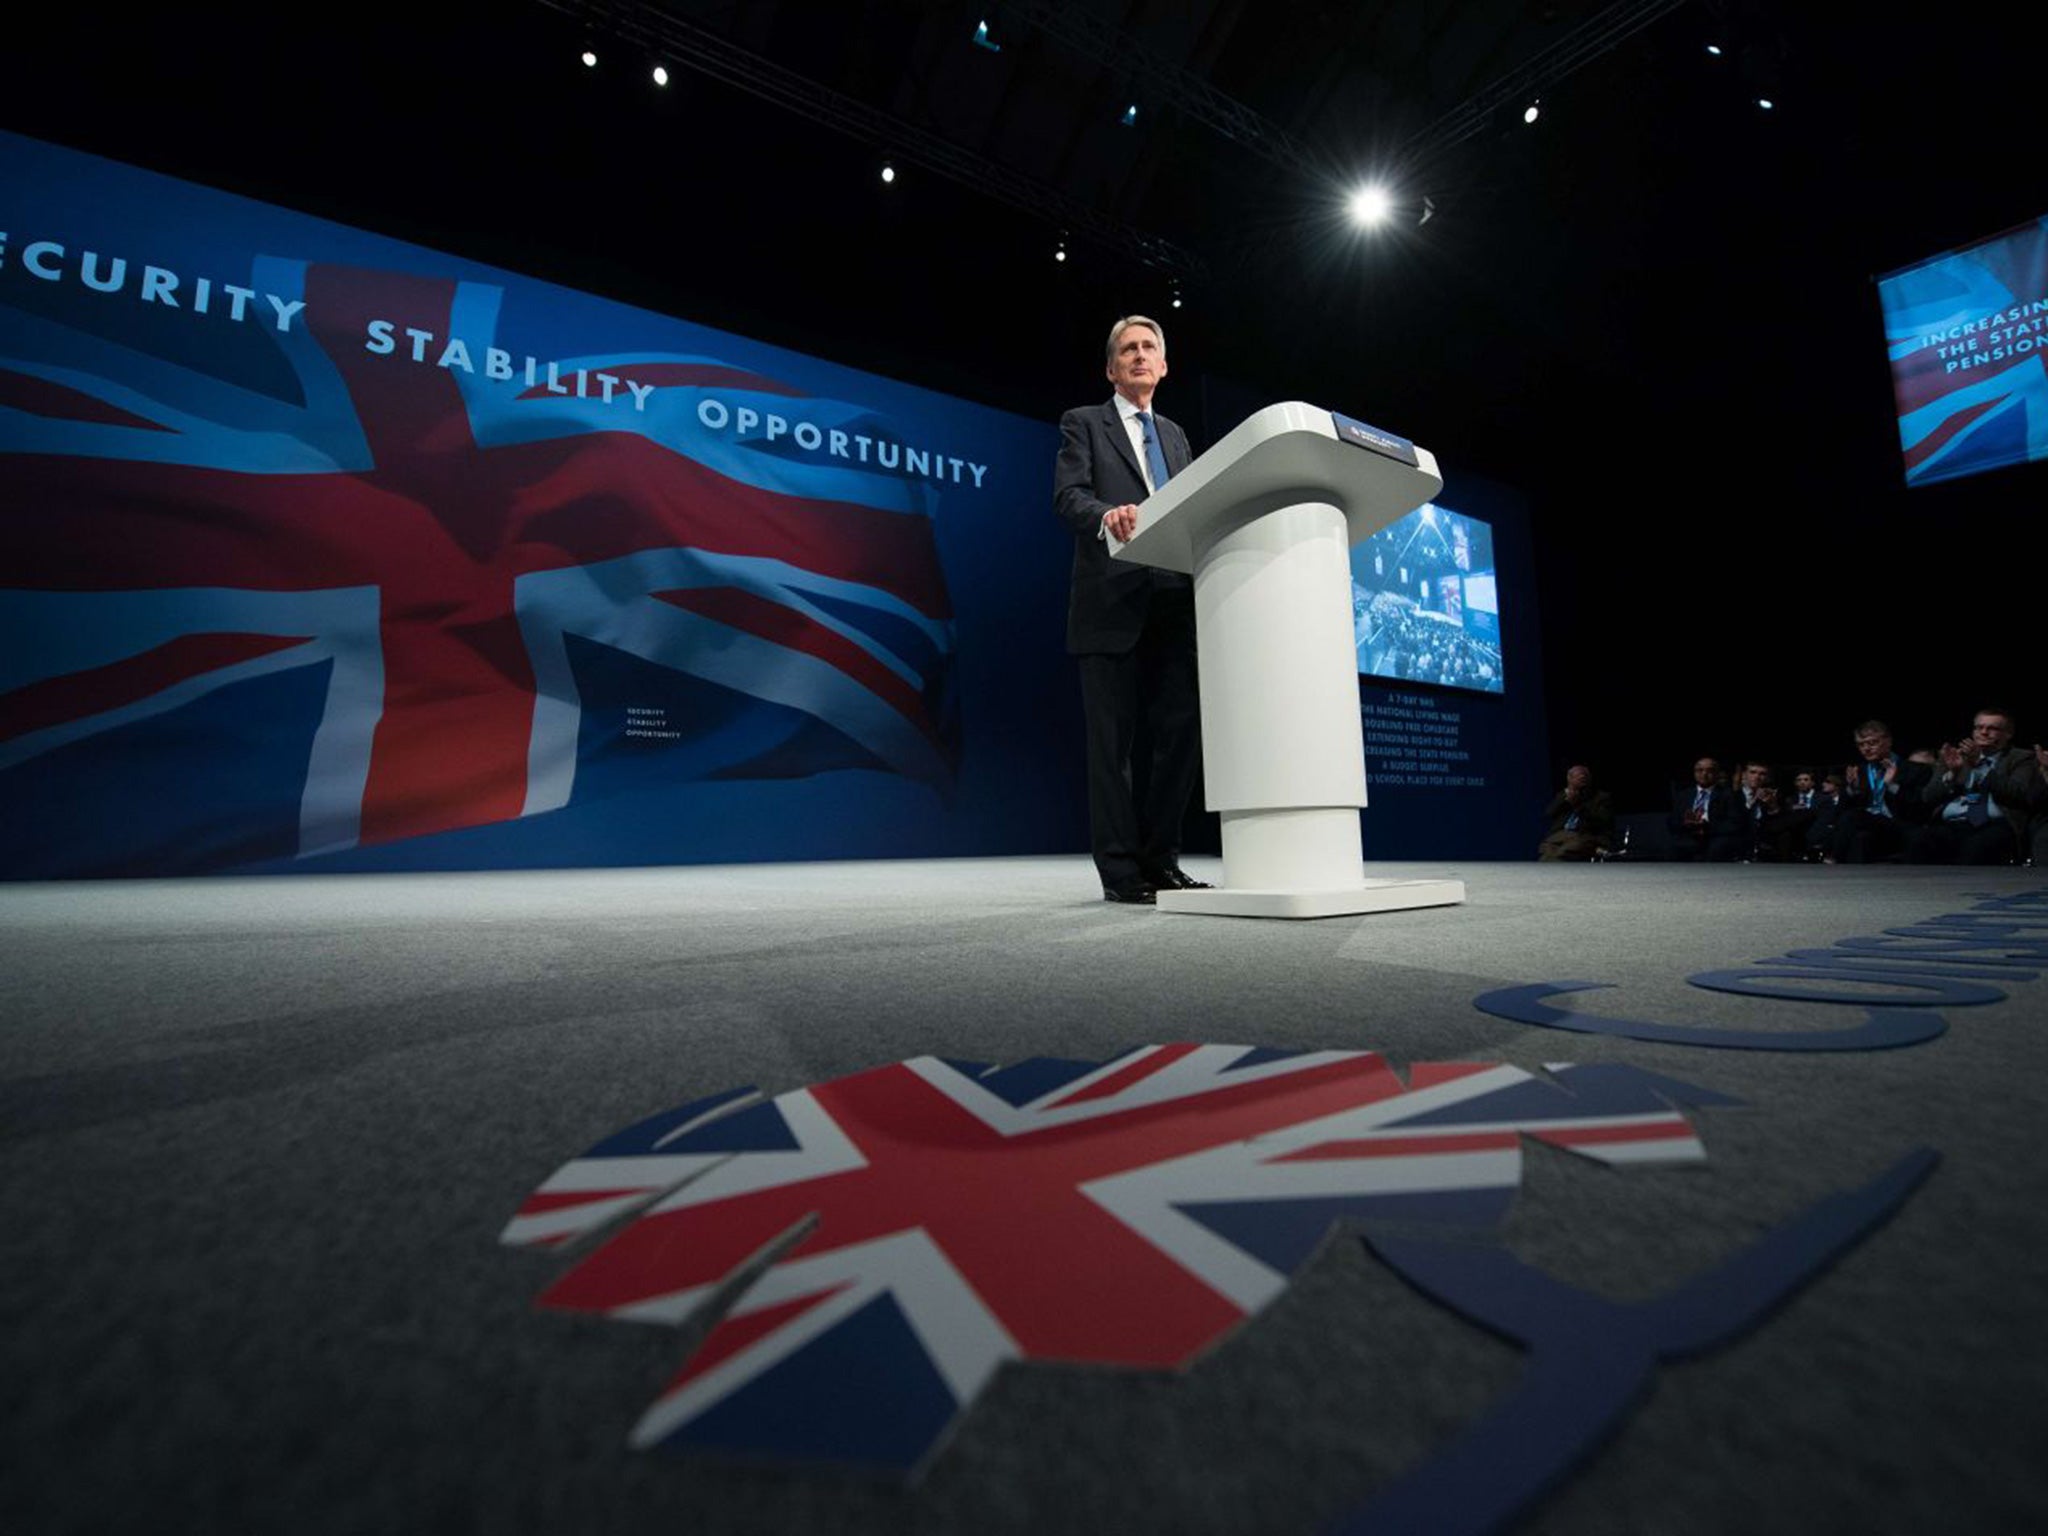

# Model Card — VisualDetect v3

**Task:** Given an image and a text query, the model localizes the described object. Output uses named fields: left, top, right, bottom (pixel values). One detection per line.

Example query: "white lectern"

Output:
left=1112, top=401, right=1467, bottom=919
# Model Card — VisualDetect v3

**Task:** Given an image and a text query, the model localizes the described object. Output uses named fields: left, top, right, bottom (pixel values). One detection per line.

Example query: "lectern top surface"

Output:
left=1112, top=401, right=1443, bottom=576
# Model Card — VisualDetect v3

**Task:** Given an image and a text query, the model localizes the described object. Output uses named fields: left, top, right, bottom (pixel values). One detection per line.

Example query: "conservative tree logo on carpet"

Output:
left=501, top=1044, right=1931, bottom=1531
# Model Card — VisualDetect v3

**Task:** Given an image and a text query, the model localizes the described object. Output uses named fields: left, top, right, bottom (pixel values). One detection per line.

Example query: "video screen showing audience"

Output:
left=1350, top=503, right=1505, bottom=694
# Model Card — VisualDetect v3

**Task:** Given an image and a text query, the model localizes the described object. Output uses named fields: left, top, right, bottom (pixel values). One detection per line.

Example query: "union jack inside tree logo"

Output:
left=501, top=1043, right=1755, bottom=1475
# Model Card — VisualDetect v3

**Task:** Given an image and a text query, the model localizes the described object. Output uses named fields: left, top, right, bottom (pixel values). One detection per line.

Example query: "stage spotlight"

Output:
left=580, top=50, right=597, bottom=68
left=1055, top=243, right=1068, bottom=263
left=1523, top=100, right=1541, bottom=125
left=1120, top=103, right=1138, bottom=127
left=880, top=162, right=896, bottom=184
left=1706, top=43, right=1723, bottom=56
left=973, top=19, right=1000, bottom=52
left=1758, top=97, right=1775, bottom=110
left=652, top=64, right=669, bottom=87
left=1348, top=185, right=1393, bottom=228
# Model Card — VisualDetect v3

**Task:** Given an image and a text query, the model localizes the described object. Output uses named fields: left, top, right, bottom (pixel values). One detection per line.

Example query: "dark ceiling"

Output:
left=4, top=0, right=2041, bottom=798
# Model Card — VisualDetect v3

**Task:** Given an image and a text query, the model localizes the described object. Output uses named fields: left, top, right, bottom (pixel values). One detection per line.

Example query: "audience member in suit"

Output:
left=1831, top=719, right=1931, bottom=863
left=1917, top=707, right=2027, bottom=864
left=1807, top=773, right=1845, bottom=857
left=1538, top=764, right=1614, bottom=860
left=1989, top=733, right=2048, bottom=865
left=1726, top=761, right=1776, bottom=860
left=1053, top=314, right=1208, bottom=904
left=1768, top=768, right=1822, bottom=860
left=1745, top=765, right=1813, bottom=862
left=1667, top=757, right=1740, bottom=861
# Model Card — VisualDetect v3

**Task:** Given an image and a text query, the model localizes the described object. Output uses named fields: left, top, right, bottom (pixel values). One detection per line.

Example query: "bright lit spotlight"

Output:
left=1348, top=185, right=1393, bottom=228
left=1055, top=244, right=1067, bottom=263
left=580, top=50, right=597, bottom=68
left=1706, top=43, right=1723, bottom=56
left=1523, top=100, right=1541, bottom=125
left=1758, top=97, right=1775, bottom=110
left=1120, top=103, right=1138, bottom=126
left=652, top=65, right=669, bottom=86
left=880, top=163, right=896, bottom=184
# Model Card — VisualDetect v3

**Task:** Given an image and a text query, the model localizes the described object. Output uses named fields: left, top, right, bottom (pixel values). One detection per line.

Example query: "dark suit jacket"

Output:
left=1989, top=746, right=2048, bottom=862
left=1544, top=788, right=1614, bottom=843
left=1053, top=398, right=1193, bottom=654
left=1667, top=782, right=1737, bottom=839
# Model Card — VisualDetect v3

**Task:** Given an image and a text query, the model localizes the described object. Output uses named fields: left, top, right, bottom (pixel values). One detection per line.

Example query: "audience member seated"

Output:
left=1990, top=732, right=2048, bottom=865
left=1667, top=757, right=1742, bottom=861
left=1831, top=719, right=1931, bottom=863
left=1749, top=766, right=1813, bottom=863
left=1538, top=764, right=1614, bottom=861
left=1768, top=768, right=1822, bottom=860
left=1805, top=772, right=1845, bottom=859
left=1914, top=707, right=2025, bottom=864
left=1725, top=761, right=1770, bottom=861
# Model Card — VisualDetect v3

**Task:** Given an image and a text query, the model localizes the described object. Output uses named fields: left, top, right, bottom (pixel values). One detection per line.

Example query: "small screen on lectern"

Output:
left=1349, top=502, right=1504, bottom=694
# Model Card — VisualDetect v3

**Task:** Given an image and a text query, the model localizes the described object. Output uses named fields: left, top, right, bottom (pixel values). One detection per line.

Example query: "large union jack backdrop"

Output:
left=502, top=1043, right=1735, bottom=1474
left=1, top=131, right=1061, bottom=878
left=1880, top=215, right=2048, bottom=487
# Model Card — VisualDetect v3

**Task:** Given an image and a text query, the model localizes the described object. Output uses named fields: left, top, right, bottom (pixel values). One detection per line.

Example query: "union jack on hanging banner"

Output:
left=1, top=209, right=957, bottom=877
left=501, top=1044, right=1735, bottom=1474
left=1879, top=215, right=2048, bottom=487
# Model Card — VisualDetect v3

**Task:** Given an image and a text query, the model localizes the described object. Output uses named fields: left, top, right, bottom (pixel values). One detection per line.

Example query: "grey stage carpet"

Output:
left=3, top=857, right=2045, bottom=1536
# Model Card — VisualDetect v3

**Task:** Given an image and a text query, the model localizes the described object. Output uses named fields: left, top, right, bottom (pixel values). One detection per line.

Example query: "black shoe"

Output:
left=1144, top=866, right=1213, bottom=891
left=1102, top=881, right=1157, bottom=904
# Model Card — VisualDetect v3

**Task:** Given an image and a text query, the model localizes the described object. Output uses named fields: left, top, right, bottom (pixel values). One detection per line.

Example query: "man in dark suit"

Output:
left=1831, top=718, right=1932, bottom=863
left=1052, top=315, right=1209, bottom=903
left=1916, top=707, right=2027, bottom=865
left=1538, top=764, right=1614, bottom=860
left=1990, top=733, right=2048, bottom=865
left=1666, top=756, right=1740, bottom=861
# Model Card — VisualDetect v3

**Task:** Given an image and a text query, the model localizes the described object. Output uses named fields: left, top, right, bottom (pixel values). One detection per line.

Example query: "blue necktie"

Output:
left=1137, top=411, right=1172, bottom=490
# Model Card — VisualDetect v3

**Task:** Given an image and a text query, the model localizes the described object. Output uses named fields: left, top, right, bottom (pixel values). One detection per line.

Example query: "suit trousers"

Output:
left=1833, top=809, right=1910, bottom=864
left=1907, top=818, right=2020, bottom=865
left=1076, top=588, right=1200, bottom=886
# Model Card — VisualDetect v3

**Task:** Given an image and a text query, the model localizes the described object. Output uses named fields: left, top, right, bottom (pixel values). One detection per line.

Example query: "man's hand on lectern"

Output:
left=1103, top=504, right=1139, bottom=542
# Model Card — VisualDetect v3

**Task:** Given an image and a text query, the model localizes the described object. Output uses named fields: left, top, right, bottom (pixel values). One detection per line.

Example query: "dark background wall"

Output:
left=4, top=1, right=2039, bottom=815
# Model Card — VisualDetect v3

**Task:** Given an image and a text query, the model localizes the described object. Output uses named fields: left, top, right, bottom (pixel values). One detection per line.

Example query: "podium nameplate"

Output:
left=1331, top=412, right=1419, bottom=468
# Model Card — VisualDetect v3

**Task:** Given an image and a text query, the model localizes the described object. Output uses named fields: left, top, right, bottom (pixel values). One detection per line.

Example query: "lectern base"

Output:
left=1156, top=878, right=1466, bottom=920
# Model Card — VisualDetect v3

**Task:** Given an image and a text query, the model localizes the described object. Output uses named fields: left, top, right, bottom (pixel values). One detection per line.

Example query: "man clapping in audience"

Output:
left=1831, top=719, right=1930, bottom=863
left=1748, top=765, right=1813, bottom=863
left=1808, top=773, right=1845, bottom=858
left=1771, top=768, right=1822, bottom=861
left=1990, top=731, right=2048, bottom=865
left=1668, top=757, right=1739, bottom=861
left=1917, top=708, right=2027, bottom=864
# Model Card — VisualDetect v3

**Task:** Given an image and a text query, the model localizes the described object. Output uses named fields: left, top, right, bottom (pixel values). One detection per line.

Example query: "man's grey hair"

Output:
left=1105, top=314, right=1166, bottom=366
